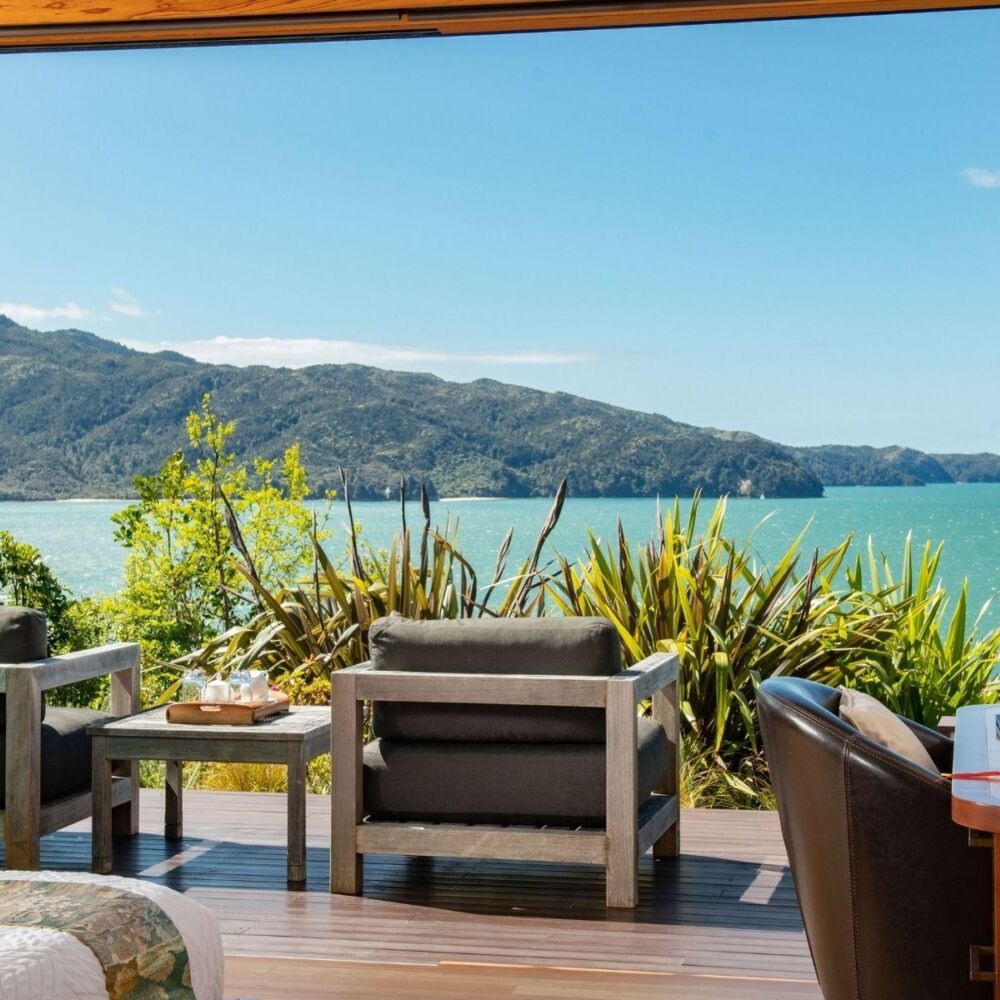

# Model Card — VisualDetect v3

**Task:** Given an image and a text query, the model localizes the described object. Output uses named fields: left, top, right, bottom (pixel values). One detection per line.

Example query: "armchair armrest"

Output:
left=343, top=667, right=609, bottom=707
left=0, top=642, right=140, bottom=694
left=605, top=649, right=682, bottom=903
left=612, top=651, right=680, bottom=702
left=333, top=652, right=680, bottom=708
left=335, top=662, right=372, bottom=674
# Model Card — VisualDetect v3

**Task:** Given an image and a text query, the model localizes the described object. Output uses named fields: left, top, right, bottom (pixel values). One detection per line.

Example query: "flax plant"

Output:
left=547, top=496, right=911, bottom=805
left=815, top=534, right=1000, bottom=728
left=174, top=477, right=567, bottom=690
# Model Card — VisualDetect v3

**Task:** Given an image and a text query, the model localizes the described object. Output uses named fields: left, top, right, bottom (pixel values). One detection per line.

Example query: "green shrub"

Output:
left=0, top=534, right=114, bottom=707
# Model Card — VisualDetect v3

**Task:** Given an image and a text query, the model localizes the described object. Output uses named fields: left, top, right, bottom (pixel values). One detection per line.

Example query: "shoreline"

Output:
left=0, top=482, right=991, bottom=505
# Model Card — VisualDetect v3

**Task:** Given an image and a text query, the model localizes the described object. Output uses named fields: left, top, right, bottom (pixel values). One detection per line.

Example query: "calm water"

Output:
left=3, top=485, right=1000, bottom=626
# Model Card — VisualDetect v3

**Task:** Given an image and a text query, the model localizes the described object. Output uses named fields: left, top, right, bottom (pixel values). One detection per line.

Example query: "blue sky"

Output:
left=1, top=12, right=999, bottom=453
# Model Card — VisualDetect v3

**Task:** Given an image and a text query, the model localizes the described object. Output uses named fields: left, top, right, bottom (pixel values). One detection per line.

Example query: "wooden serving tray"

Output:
left=166, top=691, right=291, bottom=726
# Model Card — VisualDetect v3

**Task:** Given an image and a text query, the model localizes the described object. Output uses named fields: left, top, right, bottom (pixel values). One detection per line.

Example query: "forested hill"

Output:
left=3, top=318, right=997, bottom=500
left=0, top=317, right=822, bottom=500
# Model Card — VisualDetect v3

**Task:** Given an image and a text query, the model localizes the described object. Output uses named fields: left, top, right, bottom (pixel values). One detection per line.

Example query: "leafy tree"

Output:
left=110, top=394, right=325, bottom=674
left=0, top=530, right=71, bottom=649
left=0, top=532, right=115, bottom=706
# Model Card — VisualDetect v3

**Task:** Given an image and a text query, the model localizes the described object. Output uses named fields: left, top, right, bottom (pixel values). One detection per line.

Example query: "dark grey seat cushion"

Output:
left=363, top=716, right=668, bottom=827
left=0, top=707, right=111, bottom=808
left=0, top=606, right=47, bottom=726
left=369, top=616, right=622, bottom=743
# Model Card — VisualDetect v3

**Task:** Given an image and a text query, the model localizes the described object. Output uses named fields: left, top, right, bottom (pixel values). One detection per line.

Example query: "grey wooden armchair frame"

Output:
left=331, top=650, right=680, bottom=908
left=0, top=642, right=141, bottom=869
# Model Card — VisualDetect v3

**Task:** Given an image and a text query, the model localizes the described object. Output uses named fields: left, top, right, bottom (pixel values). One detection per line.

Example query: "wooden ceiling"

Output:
left=0, top=0, right=996, bottom=52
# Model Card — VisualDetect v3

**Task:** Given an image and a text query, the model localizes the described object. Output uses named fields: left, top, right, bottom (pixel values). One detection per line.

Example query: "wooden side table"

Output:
left=952, top=704, right=1000, bottom=997
left=88, top=706, right=330, bottom=883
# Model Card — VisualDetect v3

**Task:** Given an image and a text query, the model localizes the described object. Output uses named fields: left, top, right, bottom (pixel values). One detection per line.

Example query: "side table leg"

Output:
left=993, top=834, right=1000, bottom=1000
left=111, top=664, right=140, bottom=837
left=287, top=744, right=307, bottom=884
left=91, top=735, right=113, bottom=875
left=165, top=760, right=183, bottom=839
left=111, top=758, right=140, bottom=837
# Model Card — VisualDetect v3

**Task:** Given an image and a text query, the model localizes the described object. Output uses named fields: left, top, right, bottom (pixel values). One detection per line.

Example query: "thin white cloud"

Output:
left=0, top=301, right=92, bottom=327
left=961, top=167, right=1000, bottom=189
left=109, top=287, right=159, bottom=319
left=119, top=336, right=595, bottom=369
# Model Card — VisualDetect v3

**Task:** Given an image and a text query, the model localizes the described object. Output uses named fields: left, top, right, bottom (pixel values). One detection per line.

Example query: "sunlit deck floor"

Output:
left=4, top=790, right=820, bottom=999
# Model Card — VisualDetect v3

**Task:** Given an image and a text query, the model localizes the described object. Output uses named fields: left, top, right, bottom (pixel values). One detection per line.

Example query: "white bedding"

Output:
left=0, top=871, right=224, bottom=1000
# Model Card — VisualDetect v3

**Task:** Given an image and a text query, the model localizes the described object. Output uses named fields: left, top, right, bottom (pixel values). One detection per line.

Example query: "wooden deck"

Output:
left=2, top=790, right=820, bottom=999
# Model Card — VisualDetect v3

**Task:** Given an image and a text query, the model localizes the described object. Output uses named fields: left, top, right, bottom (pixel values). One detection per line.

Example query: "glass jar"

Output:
left=179, top=668, right=207, bottom=704
left=229, top=669, right=252, bottom=704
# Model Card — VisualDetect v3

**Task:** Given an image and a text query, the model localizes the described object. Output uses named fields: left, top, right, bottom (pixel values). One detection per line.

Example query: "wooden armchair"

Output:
left=0, top=606, right=140, bottom=870
left=331, top=616, right=680, bottom=908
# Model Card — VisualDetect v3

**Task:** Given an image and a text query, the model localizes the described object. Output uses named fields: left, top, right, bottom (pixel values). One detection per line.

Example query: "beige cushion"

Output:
left=838, top=687, right=939, bottom=774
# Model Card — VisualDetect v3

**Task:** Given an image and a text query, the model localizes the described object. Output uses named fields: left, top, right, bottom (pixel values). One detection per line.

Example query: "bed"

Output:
left=0, top=871, right=224, bottom=1000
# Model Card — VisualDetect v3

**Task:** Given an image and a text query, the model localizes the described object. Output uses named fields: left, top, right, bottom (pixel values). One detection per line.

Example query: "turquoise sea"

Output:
left=3, top=485, right=1000, bottom=626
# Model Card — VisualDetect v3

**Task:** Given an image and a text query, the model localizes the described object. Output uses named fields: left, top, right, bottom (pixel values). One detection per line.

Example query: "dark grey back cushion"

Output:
left=0, top=606, right=47, bottom=663
left=369, top=616, right=621, bottom=743
left=0, top=606, right=48, bottom=727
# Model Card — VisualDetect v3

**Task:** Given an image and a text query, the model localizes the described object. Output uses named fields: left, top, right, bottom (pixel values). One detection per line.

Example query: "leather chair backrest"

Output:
left=369, top=615, right=621, bottom=742
left=0, top=606, right=47, bottom=727
left=759, top=677, right=991, bottom=1000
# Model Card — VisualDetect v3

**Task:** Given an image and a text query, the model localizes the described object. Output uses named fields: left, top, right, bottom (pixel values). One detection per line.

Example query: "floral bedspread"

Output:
left=0, top=879, right=195, bottom=1000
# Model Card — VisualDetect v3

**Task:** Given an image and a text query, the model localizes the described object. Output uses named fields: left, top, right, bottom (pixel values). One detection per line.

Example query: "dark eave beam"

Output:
left=1, top=0, right=998, bottom=53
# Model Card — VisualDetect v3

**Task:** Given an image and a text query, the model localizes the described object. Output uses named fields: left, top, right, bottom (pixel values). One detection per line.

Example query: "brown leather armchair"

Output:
left=759, top=677, right=991, bottom=1000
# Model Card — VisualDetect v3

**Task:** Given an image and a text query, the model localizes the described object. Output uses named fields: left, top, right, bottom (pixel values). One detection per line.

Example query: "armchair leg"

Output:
left=606, top=678, right=639, bottom=908
left=652, top=676, right=681, bottom=858
left=606, top=838, right=639, bottom=908
left=4, top=670, right=42, bottom=870
left=331, top=671, right=363, bottom=894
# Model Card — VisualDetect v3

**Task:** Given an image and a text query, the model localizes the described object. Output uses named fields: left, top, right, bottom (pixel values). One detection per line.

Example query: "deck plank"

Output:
left=224, top=956, right=820, bottom=999
left=0, top=790, right=819, bottom=999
